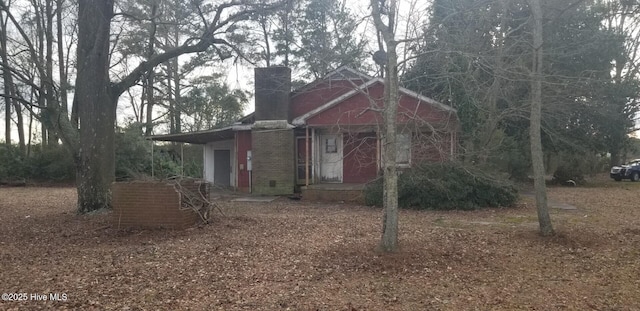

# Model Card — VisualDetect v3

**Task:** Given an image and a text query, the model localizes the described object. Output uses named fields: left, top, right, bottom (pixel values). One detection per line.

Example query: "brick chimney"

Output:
left=251, top=67, right=295, bottom=195
left=254, top=67, right=291, bottom=121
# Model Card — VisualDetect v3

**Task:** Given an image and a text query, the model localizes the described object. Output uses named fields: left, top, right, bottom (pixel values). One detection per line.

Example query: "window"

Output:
left=396, top=133, right=410, bottom=165
left=325, top=138, right=337, bottom=153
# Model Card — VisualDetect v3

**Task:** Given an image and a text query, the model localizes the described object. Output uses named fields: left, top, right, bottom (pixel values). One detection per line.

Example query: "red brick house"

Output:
left=151, top=67, right=459, bottom=195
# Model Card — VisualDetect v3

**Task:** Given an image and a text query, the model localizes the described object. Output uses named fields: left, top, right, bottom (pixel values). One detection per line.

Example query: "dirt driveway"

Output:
left=1, top=183, right=639, bottom=310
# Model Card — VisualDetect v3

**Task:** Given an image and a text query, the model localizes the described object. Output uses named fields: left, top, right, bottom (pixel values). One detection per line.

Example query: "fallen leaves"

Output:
left=0, top=181, right=639, bottom=310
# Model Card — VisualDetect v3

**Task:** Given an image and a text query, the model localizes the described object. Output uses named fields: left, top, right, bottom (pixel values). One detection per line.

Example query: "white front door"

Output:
left=319, top=134, right=342, bottom=182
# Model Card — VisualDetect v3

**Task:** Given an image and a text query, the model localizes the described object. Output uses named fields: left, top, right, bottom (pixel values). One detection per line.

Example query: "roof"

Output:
left=291, top=66, right=371, bottom=98
left=148, top=124, right=251, bottom=144
left=292, top=77, right=456, bottom=126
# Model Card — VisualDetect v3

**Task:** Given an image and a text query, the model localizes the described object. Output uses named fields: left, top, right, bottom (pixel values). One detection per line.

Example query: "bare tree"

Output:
left=371, top=0, right=400, bottom=252
left=528, top=0, right=553, bottom=236
left=1, top=8, right=11, bottom=145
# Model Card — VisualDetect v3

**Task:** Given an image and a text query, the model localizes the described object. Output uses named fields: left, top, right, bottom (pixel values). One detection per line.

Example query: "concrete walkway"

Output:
left=208, top=190, right=279, bottom=203
left=230, top=196, right=278, bottom=203
left=520, top=191, right=577, bottom=210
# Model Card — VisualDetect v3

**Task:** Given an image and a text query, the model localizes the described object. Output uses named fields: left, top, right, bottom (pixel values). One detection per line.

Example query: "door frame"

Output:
left=203, top=140, right=236, bottom=188
left=318, top=133, right=343, bottom=183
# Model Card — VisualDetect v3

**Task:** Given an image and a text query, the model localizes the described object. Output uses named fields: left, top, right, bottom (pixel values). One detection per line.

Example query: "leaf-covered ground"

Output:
left=1, top=179, right=639, bottom=310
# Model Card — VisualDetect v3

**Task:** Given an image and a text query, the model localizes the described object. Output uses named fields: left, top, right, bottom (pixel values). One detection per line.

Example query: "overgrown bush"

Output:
left=364, top=162, right=518, bottom=210
left=1, top=123, right=203, bottom=183
left=114, top=123, right=203, bottom=180
left=115, top=125, right=152, bottom=180
left=0, top=144, right=28, bottom=180
left=552, top=165, right=585, bottom=185
left=551, top=152, right=608, bottom=185
left=0, top=144, right=75, bottom=182
left=498, top=135, right=531, bottom=181
left=28, top=145, right=75, bottom=180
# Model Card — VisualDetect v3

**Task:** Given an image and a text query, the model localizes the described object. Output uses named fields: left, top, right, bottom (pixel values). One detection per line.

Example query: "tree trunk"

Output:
left=144, top=71, right=155, bottom=136
left=27, top=90, right=34, bottom=156
left=260, top=15, right=271, bottom=66
left=371, top=0, right=399, bottom=252
left=57, top=0, right=68, bottom=116
left=478, top=0, right=508, bottom=165
left=1, top=10, right=10, bottom=145
left=528, top=0, right=553, bottom=236
left=3, top=89, right=9, bottom=144
left=172, top=55, right=181, bottom=133
left=380, top=44, right=399, bottom=252
left=75, top=0, right=116, bottom=213
left=33, top=0, right=47, bottom=146
left=143, top=2, right=157, bottom=136
left=14, top=100, right=25, bottom=152
left=168, top=63, right=175, bottom=133
left=45, top=0, right=57, bottom=145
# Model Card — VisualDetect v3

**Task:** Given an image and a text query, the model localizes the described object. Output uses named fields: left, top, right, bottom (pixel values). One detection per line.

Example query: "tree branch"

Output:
left=111, top=1, right=276, bottom=97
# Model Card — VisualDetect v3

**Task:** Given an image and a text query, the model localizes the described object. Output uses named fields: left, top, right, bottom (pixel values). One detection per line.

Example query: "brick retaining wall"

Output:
left=111, top=181, right=203, bottom=229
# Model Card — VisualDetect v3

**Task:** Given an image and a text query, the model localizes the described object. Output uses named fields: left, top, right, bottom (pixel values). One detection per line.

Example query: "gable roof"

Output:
left=292, top=76, right=456, bottom=126
left=291, top=66, right=371, bottom=98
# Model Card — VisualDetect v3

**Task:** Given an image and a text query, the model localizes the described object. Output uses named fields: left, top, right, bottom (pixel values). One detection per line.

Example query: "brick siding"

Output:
left=111, top=181, right=203, bottom=229
left=251, top=128, right=295, bottom=195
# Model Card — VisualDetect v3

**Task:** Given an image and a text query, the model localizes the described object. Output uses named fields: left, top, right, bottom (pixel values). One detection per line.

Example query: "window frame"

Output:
left=396, top=132, right=411, bottom=167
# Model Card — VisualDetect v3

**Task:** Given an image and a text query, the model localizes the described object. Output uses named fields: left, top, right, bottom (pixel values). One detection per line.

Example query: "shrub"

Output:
left=115, top=125, right=152, bottom=180
left=551, top=152, right=605, bottom=185
left=552, top=165, right=584, bottom=185
left=364, top=162, right=518, bottom=210
left=114, top=123, right=203, bottom=181
left=0, top=144, right=75, bottom=182
left=27, top=145, right=75, bottom=181
left=0, top=144, right=28, bottom=181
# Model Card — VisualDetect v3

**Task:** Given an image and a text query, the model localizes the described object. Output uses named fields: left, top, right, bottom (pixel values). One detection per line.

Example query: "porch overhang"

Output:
left=148, top=124, right=252, bottom=144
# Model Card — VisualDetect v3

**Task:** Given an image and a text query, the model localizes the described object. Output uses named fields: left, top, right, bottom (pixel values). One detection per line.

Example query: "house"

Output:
left=150, top=67, right=459, bottom=196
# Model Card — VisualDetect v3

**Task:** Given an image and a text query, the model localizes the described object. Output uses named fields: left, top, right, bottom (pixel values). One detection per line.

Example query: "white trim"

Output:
left=295, top=136, right=314, bottom=184
left=232, top=124, right=252, bottom=131
left=292, top=77, right=456, bottom=126
left=252, top=120, right=295, bottom=129
left=148, top=124, right=251, bottom=143
left=312, top=128, right=317, bottom=183
left=292, top=79, right=379, bottom=126
left=203, top=140, right=236, bottom=187
left=399, top=86, right=457, bottom=113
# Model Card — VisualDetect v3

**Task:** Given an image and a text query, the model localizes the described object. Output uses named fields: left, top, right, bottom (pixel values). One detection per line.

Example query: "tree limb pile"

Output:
left=169, top=177, right=225, bottom=224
